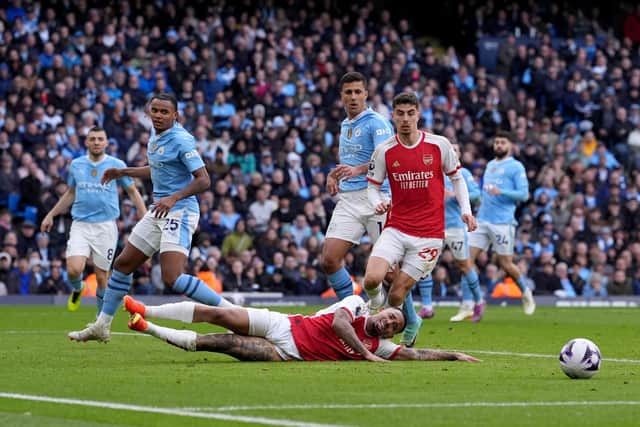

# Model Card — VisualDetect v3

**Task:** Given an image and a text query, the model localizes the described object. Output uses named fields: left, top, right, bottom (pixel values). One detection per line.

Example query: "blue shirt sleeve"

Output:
left=370, top=116, right=394, bottom=149
left=501, top=162, right=529, bottom=202
left=67, top=161, right=77, bottom=188
left=179, top=135, right=205, bottom=173
left=114, top=158, right=134, bottom=188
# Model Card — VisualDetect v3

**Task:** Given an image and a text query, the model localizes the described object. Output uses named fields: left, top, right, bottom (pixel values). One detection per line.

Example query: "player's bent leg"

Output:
left=193, top=305, right=251, bottom=335
left=196, top=334, right=284, bottom=361
left=161, top=251, right=235, bottom=307
left=129, top=314, right=197, bottom=351
left=320, top=238, right=355, bottom=300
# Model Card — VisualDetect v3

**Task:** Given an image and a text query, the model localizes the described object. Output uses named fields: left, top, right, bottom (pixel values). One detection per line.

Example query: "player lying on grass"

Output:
left=124, top=295, right=480, bottom=363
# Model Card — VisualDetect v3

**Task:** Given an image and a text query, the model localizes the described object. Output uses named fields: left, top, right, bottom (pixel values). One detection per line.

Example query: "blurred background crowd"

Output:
left=1, top=0, right=640, bottom=298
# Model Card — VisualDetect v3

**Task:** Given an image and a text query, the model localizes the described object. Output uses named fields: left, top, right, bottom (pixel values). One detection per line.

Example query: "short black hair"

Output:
left=392, top=91, right=419, bottom=109
left=87, top=126, right=106, bottom=134
left=339, top=72, right=367, bottom=90
left=150, top=92, right=178, bottom=111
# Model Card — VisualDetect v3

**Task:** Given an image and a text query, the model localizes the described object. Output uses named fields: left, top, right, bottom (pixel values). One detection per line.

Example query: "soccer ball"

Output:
left=559, top=338, right=601, bottom=379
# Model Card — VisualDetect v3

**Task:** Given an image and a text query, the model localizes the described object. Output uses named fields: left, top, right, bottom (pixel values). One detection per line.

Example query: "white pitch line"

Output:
left=458, top=349, right=640, bottom=364
left=183, top=401, right=640, bottom=412
left=1, top=330, right=639, bottom=363
left=0, top=392, right=347, bottom=427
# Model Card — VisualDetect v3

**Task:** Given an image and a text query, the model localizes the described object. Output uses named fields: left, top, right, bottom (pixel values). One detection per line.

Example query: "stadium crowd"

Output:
left=1, top=0, right=640, bottom=298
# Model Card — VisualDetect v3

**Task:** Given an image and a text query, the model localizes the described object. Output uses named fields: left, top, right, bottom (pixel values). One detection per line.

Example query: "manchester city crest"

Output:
left=157, top=146, right=165, bottom=155
left=90, top=169, right=98, bottom=177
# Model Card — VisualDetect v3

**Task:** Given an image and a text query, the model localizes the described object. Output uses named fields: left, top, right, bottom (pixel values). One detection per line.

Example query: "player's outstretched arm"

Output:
left=41, top=187, right=76, bottom=232
left=196, top=333, right=284, bottom=362
left=393, top=347, right=481, bottom=362
left=101, top=166, right=151, bottom=184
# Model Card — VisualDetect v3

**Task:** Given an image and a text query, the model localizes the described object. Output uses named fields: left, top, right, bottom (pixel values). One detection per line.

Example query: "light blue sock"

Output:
left=402, top=290, right=418, bottom=326
left=466, top=269, right=481, bottom=302
left=102, top=270, right=132, bottom=316
left=172, top=273, right=223, bottom=306
left=327, top=267, right=353, bottom=300
left=96, top=287, right=105, bottom=316
left=417, top=275, right=433, bottom=306
left=462, top=269, right=482, bottom=303
left=515, top=275, right=527, bottom=292
left=69, top=276, right=83, bottom=292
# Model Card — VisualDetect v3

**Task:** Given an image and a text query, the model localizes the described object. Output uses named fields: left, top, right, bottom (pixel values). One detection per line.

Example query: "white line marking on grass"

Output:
left=0, top=392, right=346, bottom=427
left=460, top=349, right=640, bottom=364
left=0, top=330, right=147, bottom=337
left=1, top=330, right=639, bottom=363
left=183, top=401, right=640, bottom=412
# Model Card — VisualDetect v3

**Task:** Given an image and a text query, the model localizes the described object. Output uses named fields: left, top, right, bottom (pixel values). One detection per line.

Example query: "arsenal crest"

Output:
left=90, top=169, right=98, bottom=177
left=346, top=128, right=352, bottom=139
left=422, top=154, right=433, bottom=165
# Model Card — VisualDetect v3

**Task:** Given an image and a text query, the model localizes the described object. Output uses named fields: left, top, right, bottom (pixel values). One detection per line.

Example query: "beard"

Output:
left=494, top=147, right=509, bottom=159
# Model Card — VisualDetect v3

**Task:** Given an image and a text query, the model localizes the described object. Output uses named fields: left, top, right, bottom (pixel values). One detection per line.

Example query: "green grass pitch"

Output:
left=0, top=304, right=638, bottom=427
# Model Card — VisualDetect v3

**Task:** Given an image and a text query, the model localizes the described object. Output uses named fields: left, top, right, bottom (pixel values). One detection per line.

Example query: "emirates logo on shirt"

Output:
left=422, top=154, right=433, bottom=165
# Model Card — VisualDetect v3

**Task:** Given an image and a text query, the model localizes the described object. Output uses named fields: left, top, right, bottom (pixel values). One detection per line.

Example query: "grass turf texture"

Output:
left=0, top=304, right=638, bottom=427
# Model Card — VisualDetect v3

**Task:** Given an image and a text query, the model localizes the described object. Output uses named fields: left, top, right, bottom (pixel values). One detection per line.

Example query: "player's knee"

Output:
left=363, top=271, right=383, bottom=289
left=66, top=266, right=83, bottom=278
left=320, top=254, right=340, bottom=274
left=161, top=271, right=180, bottom=288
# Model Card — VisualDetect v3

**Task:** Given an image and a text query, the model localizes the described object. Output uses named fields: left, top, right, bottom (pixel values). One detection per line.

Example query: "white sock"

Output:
left=146, top=321, right=197, bottom=351
left=95, top=312, right=114, bottom=328
left=146, top=301, right=196, bottom=323
left=366, top=283, right=382, bottom=298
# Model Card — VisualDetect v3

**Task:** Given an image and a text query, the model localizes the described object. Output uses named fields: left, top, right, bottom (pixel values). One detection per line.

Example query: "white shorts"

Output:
left=370, top=227, right=443, bottom=281
left=444, top=227, right=469, bottom=261
left=66, top=220, right=118, bottom=271
left=325, top=189, right=386, bottom=244
left=246, top=307, right=302, bottom=361
left=129, top=209, right=199, bottom=257
left=468, top=222, right=515, bottom=256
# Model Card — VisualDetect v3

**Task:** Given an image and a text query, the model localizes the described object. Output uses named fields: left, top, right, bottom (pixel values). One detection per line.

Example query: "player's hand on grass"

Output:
left=152, top=195, right=178, bottom=218
left=455, top=352, right=481, bottom=362
left=462, top=214, right=477, bottom=232
left=101, top=168, right=125, bottom=185
left=364, top=352, right=389, bottom=363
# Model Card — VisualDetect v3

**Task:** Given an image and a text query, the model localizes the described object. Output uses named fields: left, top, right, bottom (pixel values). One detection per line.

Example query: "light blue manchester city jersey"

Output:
left=445, top=167, right=480, bottom=229
left=338, top=108, right=392, bottom=192
left=477, top=157, right=529, bottom=225
left=148, top=123, right=205, bottom=213
left=68, top=155, right=133, bottom=222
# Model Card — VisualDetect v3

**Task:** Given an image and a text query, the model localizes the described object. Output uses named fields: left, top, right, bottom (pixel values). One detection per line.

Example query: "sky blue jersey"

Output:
left=445, top=167, right=480, bottom=229
left=148, top=123, right=205, bottom=213
left=477, top=157, right=529, bottom=225
left=338, top=108, right=393, bottom=192
left=68, top=155, right=133, bottom=223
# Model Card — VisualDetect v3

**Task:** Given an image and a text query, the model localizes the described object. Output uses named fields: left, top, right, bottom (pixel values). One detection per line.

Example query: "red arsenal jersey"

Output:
left=367, top=131, right=460, bottom=238
left=289, top=296, right=401, bottom=361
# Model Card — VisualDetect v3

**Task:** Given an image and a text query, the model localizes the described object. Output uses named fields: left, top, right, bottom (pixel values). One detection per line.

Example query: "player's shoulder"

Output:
left=422, top=131, right=453, bottom=149
left=105, top=154, right=127, bottom=167
left=461, top=167, right=473, bottom=178
left=171, top=124, right=196, bottom=142
left=507, top=157, right=526, bottom=170
left=69, top=155, right=87, bottom=169
left=374, top=135, right=398, bottom=153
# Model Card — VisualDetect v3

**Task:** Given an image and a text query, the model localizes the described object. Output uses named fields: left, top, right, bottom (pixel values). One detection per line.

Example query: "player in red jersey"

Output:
left=364, top=92, right=478, bottom=311
left=123, top=295, right=479, bottom=362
